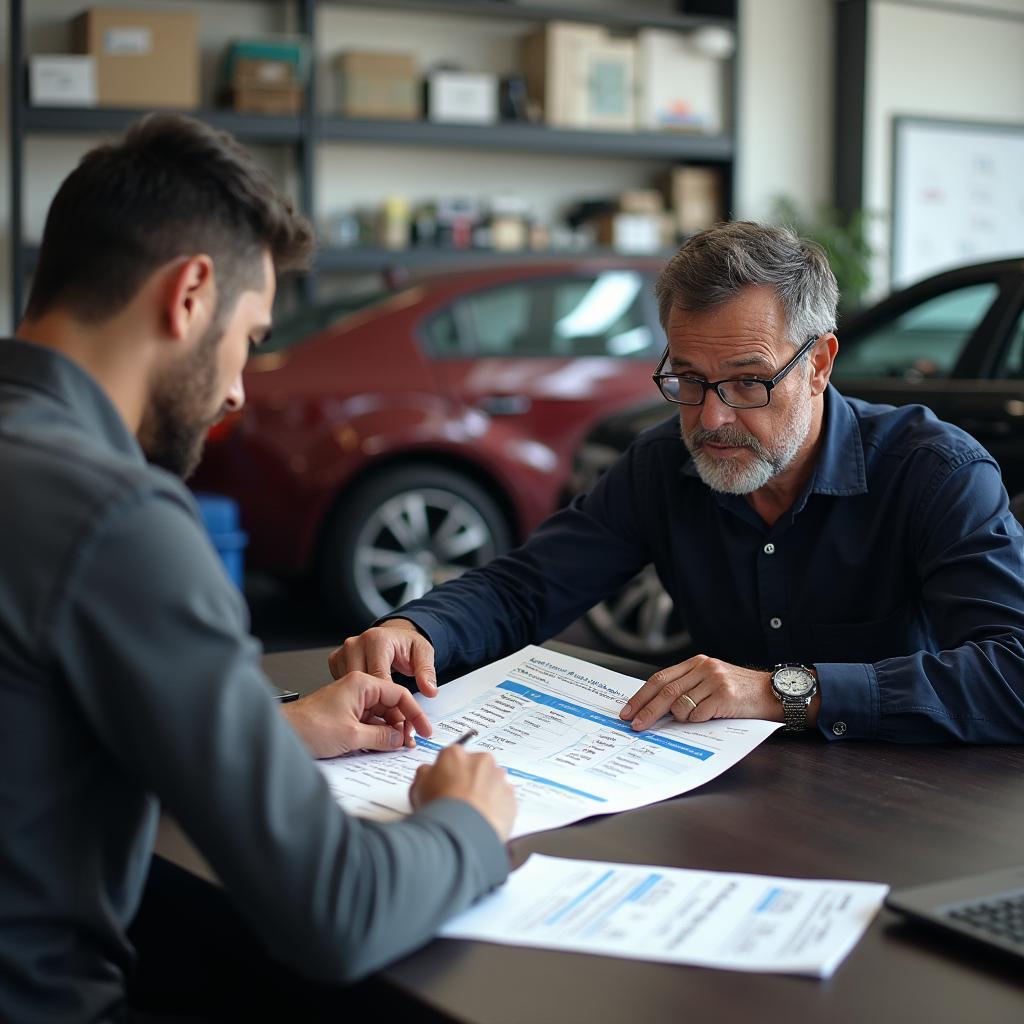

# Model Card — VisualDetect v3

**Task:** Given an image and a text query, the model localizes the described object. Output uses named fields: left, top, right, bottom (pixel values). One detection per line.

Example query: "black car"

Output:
left=567, top=257, right=1024, bottom=659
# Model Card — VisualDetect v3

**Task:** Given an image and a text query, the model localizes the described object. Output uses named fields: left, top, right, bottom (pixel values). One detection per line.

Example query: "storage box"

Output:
left=73, top=7, right=198, bottom=109
left=426, top=70, right=498, bottom=125
left=195, top=494, right=248, bottom=590
left=233, top=58, right=295, bottom=88
left=619, top=189, right=665, bottom=215
left=335, top=51, right=418, bottom=120
left=224, top=58, right=303, bottom=115
left=522, top=21, right=607, bottom=128
left=637, top=28, right=727, bottom=134
left=658, top=165, right=725, bottom=235
left=221, top=38, right=309, bottom=90
left=229, top=83, right=303, bottom=115
left=29, top=55, right=97, bottom=107
left=596, top=212, right=665, bottom=254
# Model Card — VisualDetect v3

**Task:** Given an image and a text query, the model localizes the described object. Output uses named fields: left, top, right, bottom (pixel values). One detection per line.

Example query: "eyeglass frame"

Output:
left=651, top=333, right=822, bottom=409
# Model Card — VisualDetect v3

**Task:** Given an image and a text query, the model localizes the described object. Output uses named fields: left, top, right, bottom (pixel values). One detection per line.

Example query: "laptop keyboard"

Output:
left=946, top=890, right=1024, bottom=945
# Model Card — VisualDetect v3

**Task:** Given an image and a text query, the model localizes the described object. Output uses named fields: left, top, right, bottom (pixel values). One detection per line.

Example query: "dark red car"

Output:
left=191, top=259, right=666, bottom=628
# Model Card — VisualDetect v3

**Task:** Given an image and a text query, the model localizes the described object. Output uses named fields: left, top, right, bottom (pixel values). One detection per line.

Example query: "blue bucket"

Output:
left=194, top=493, right=248, bottom=589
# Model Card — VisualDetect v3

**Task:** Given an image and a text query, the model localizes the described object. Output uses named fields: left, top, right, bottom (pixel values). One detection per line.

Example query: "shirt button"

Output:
left=769, top=617, right=782, bottom=629
left=763, top=543, right=775, bottom=554
left=832, top=721, right=847, bottom=736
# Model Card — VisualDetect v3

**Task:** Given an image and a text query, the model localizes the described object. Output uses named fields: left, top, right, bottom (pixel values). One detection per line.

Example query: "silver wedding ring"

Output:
left=680, top=693, right=698, bottom=711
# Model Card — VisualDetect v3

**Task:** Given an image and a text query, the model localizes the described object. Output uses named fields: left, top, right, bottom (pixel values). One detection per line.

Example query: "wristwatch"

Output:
left=770, top=663, right=818, bottom=732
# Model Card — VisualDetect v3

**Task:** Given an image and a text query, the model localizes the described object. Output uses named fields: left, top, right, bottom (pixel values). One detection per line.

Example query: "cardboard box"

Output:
left=233, top=58, right=296, bottom=88
left=228, top=82, right=303, bottom=115
left=427, top=70, right=498, bottom=125
left=221, top=38, right=309, bottom=89
left=596, top=212, right=664, bottom=254
left=521, top=21, right=607, bottom=128
left=73, top=7, right=198, bottom=109
left=29, top=55, right=97, bottom=107
left=637, top=28, right=727, bottom=134
left=620, top=189, right=664, bottom=215
left=223, top=58, right=303, bottom=115
left=335, top=51, right=418, bottom=120
left=659, top=165, right=724, bottom=235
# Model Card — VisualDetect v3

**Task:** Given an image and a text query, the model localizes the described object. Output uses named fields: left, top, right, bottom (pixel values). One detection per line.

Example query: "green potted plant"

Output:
left=770, top=196, right=874, bottom=317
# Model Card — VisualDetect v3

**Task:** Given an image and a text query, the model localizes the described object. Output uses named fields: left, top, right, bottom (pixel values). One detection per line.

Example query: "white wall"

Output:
left=864, top=0, right=1024, bottom=287
left=734, top=0, right=834, bottom=222
left=0, top=0, right=835, bottom=329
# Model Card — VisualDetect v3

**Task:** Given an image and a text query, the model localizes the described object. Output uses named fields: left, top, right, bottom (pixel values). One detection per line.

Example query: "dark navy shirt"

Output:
left=400, top=386, right=1024, bottom=743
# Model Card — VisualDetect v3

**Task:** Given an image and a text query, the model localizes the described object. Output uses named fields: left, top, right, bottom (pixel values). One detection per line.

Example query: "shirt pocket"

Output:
left=807, top=607, right=914, bottom=665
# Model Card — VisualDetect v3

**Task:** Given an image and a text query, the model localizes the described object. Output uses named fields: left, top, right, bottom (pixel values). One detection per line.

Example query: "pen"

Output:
left=451, top=728, right=478, bottom=747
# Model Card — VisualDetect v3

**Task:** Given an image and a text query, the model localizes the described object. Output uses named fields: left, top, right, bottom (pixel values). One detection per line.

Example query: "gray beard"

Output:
left=683, top=398, right=812, bottom=495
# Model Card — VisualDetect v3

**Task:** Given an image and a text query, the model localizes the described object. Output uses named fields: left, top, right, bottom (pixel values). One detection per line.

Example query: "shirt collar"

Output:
left=679, top=384, right=868, bottom=511
left=0, top=337, right=144, bottom=462
left=809, top=384, right=867, bottom=497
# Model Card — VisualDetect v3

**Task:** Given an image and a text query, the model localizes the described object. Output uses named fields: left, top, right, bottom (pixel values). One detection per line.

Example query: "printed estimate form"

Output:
left=441, top=854, right=889, bottom=978
left=317, top=645, right=781, bottom=838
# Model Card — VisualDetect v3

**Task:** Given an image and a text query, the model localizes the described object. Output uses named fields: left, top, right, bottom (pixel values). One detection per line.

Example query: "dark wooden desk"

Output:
left=262, top=644, right=1024, bottom=1024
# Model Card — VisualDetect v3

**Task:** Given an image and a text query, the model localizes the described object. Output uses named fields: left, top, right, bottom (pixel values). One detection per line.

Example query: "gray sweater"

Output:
left=0, top=338, right=508, bottom=1023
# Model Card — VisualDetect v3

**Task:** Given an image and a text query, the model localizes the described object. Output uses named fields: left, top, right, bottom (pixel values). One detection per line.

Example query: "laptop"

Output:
left=885, top=864, right=1024, bottom=960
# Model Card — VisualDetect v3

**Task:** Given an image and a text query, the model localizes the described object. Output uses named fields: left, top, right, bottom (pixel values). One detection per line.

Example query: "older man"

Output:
left=334, top=221, right=1024, bottom=744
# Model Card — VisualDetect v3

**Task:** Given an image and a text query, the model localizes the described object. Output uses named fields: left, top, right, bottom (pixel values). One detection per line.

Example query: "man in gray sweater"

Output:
left=0, top=114, right=515, bottom=1024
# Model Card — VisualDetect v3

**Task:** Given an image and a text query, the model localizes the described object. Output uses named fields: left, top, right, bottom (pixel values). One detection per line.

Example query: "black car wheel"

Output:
left=585, top=565, right=691, bottom=662
left=320, top=465, right=512, bottom=629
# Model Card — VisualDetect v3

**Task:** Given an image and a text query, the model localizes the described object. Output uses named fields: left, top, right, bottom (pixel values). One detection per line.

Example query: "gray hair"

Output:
left=654, top=221, right=838, bottom=351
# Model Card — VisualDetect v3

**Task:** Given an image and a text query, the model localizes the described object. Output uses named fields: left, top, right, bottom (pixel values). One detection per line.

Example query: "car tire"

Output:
left=319, top=465, right=512, bottom=630
left=584, top=565, right=691, bottom=663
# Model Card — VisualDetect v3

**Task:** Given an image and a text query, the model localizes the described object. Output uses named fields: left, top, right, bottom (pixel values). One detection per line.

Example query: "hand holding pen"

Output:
left=409, top=726, right=515, bottom=840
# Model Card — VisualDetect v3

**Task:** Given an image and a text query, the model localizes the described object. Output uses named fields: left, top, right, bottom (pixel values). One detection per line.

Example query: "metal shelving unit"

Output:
left=315, top=244, right=675, bottom=274
left=324, top=0, right=735, bottom=33
left=9, top=0, right=737, bottom=325
left=22, top=106, right=306, bottom=142
left=318, top=116, right=733, bottom=160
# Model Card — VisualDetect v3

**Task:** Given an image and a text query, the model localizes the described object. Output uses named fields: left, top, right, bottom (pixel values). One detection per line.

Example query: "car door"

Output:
left=831, top=262, right=1024, bottom=493
left=424, top=270, right=665, bottom=473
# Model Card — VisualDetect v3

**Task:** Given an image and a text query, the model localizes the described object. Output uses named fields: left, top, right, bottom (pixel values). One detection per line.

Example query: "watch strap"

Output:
left=781, top=695, right=810, bottom=732
left=772, top=663, right=816, bottom=733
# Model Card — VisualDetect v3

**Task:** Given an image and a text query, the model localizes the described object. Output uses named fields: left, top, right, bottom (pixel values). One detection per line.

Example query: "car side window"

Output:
left=455, top=272, right=654, bottom=358
left=995, top=309, right=1024, bottom=379
left=424, top=306, right=464, bottom=356
left=833, top=282, right=999, bottom=380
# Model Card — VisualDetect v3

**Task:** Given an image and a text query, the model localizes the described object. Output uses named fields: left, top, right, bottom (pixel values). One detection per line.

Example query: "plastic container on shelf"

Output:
left=194, top=493, right=248, bottom=589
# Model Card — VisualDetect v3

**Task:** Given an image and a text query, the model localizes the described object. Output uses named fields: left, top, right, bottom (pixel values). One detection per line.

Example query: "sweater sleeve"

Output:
left=52, top=487, right=509, bottom=983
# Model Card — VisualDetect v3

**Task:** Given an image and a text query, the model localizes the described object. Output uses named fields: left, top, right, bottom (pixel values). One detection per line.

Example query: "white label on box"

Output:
left=429, top=72, right=497, bottom=125
left=104, top=27, right=153, bottom=56
left=257, top=63, right=288, bottom=84
left=30, top=56, right=97, bottom=107
left=613, top=213, right=661, bottom=255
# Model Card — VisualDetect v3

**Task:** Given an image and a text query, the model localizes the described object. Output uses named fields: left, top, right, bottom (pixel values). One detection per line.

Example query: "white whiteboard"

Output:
left=891, top=117, right=1024, bottom=287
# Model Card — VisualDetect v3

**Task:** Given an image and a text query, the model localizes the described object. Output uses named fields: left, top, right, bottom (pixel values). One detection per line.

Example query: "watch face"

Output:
left=773, top=666, right=814, bottom=697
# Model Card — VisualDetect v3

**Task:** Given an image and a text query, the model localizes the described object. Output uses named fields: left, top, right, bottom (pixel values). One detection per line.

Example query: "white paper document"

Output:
left=318, top=645, right=781, bottom=838
left=441, top=854, right=889, bottom=978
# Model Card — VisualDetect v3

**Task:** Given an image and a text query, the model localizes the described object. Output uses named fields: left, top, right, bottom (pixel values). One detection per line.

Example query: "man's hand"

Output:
left=619, top=655, right=781, bottom=730
left=282, top=672, right=433, bottom=759
left=409, top=745, right=516, bottom=842
left=328, top=620, right=438, bottom=696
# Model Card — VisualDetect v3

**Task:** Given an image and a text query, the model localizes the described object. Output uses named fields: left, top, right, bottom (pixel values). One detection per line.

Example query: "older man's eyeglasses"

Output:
left=652, top=334, right=821, bottom=409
